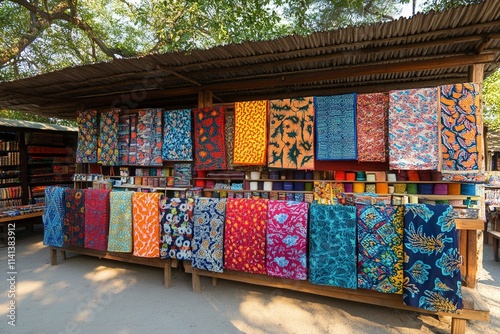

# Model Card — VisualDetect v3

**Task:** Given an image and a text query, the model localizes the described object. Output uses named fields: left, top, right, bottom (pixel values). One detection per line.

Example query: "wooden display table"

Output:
left=0, top=211, right=43, bottom=247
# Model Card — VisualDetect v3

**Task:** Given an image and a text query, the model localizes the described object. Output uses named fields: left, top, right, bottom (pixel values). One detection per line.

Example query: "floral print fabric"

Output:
left=356, top=93, right=389, bottom=162
left=192, top=198, right=227, bottom=273
left=136, top=109, right=163, bottom=166
left=266, top=200, right=308, bottom=280
left=98, top=109, right=120, bottom=166
left=357, top=204, right=403, bottom=294
left=43, top=186, right=68, bottom=247
left=403, top=204, right=462, bottom=312
left=268, top=97, right=315, bottom=170
left=440, top=83, right=482, bottom=171
left=309, top=204, right=357, bottom=289
left=84, top=189, right=111, bottom=251
left=132, top=192, right=161, bottom=258
left=234, top=100, right=268, bottom=165
left=76, top=109, right=98, bottom=163
left=118, top=115, right=131, bottom=165
left=159, top=197, right=195, bottom=260
left=107, top=191, right=133, bottom=253
left=225, top=113, right=235, bottom=170
left=162, top=109, right=193, bottom=161
left=63, top=188, right=85, bottom=247
left=194, top=106, right=227, bottom=171
left=224, top=198, right=268, bottom=274
left=128, top=115, right=138, bottom=165
left=389, top=88, right=439, bottom=170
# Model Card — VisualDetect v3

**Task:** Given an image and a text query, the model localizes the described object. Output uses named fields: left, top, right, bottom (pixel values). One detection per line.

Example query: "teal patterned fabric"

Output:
left=162, top=109, right=193, bottom=161
left=107, top=191, right=133, bottom=252
left=309, top=204, right=357, bottom=289
left=43, top=186, right=68, bottom=247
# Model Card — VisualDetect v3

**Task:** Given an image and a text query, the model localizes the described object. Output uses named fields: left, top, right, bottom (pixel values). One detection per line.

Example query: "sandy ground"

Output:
left=0, top=226, right=499, bottom=334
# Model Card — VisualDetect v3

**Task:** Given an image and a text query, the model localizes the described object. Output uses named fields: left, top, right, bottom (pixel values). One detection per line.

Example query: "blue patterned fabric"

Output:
left=192, top=198, right=227, bottom=272
left=403, top=204, right=462, bottom=312
left=43, top=186, right=68, bottom=247
left=159, top=197, right=195, bottom=260
left=357, top=204, right=404, bottom=294
left=162, top=109, right=193, bottom=161
left=309, top=204, right=357, bottom=289
left=315, top=94, right=357, bottom=160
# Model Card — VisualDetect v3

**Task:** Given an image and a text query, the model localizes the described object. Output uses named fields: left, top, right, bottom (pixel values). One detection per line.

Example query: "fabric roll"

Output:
left=98, top=109, right=120, bottom=166
left=43, top=186, right=68, bottom=247
left=366, top=173, right=376, bottom=182
left=353, top=182, right=365, bottom=193
left=418, top=183, right=434, bottom=194
left=234, top=100, right=268, bottom=165
left=365, top=184, right=376, bottom=193
left=84, top=189, right=111, bottom=251
left=63, top=188, right=85, bottom=247
left=194, top=106, right=227, bottom=171
left=76, top=109, right=98, bottom=163
left=192, top=198, right=227, bottom=273
left=162, top=109, right=193, bottom=161
left=309, top=204, right=357, bottom=289
left=356, top=93, right=389, bottom=162
left=394, top=184, right=407, bottom=194
left=460, top=183, right=476, bottom=196
left=132, top=192, right=162, bottom=258
left=407, top=170, right=420, bottom=181
left=387, top=173, right=397, bottom=182
left=344, top=183, right=353, bottom=192
left=406, top=183, right=418, bottom=194
left=107, top=191, right=134, bottom=252
left=433, top=184, right=448, bottom=195
left=448, top=183, right=461, bottom=195
left=376, top=183, right=389, bottom=194
left=356, top=171, right=366, bottom=181
left=335, top=171, right=346, bottom=180
left=266, top=200, right=309, bottom=280
left=357, top=204, right=404, bottom=294
left=403, top=204, right=462, bottom=312
left=159, top=197, right=195, bottom=260
left=314, top=181, right=332, bottom=204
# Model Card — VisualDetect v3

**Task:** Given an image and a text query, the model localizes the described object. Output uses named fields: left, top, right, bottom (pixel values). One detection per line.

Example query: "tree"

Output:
left=483, top=69, right=500, bottom=130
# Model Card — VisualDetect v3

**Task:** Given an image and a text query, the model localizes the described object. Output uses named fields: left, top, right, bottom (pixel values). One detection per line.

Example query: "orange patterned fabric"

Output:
left=234, top=100, right=268, bottom=165
left=132, top=192, right=161, bottom=258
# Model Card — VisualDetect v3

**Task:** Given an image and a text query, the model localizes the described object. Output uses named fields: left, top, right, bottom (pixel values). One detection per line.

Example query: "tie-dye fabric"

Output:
left=225, top=113, right=235, bottom=170
left=43, top=186, right=68, bottom=247
left=63, top=189, right=85, bottom=247
left=118, top=115, right=131, bottom=165
left=192, top=198, right=227, bottom=273
left=224, top=198, right=268, bottom=274
left=403, top=204, right=462, bottom=312
left=309, top=204, right=357, bottom=289
left=315, top=94, right=357, bottom=160
left=268, top=98, right=315, bottom=169
left=234, top=100, right=268, bottom=165
left=136, top=109, right=163, bottom=166
left=107, top=191, right=133, bottom=253
left=98, top=109, right=120, bottom=166
left=266, top=200, right=308, bottom=280
left=162, top=109, right=193, bottom=161
left=159, top=197, right=195, bottom=260
left=389, top=88, right=439, bottom=170
left=132, top=192, right=161, bottom=257
left=76, top=109, right=98, bottom=163
left=357, top=93, right=389, bottom=162
left=357, top=204, right=404, bottom=294
left=440, top=83, right=482, bottom=171
left=194, top=106, right=226, bottom=171
left=84, top=189, right=111, bottom=251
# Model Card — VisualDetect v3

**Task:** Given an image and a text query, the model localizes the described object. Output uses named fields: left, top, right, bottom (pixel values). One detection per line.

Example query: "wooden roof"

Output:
left=1, top=0, right=500, bottom=120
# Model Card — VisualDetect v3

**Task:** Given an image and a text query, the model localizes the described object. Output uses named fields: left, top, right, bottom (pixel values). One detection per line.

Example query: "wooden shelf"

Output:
left=113, top=184, right=188, bottom=191
left=392, top=193, right=480, bottom=200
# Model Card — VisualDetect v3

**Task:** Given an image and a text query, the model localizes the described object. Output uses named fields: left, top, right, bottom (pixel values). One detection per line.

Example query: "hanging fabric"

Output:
left=84, top=189, right=111, bottom=251
left=132, top=192, right=162, bottom=258
left=98, top=109, right=120, bottom=166
left=118, top=115, right=131, bottom=165
left=225, top=113, right=235, bottom=170
left=159, top=197, right=195, bottom=260
left=128, top=114, right=138, bottom=165
left=234, top=100, right=268, bottom=165
left=62, top=188, right=85, bottom=247
left=43, top=186, right=68, bottom=247
left=356, top=93, right=389, bottom=162
left=76, top=109, right=98, bottom=163
left=162, top=109, right=193, bottom=161
left=193, top=106, right=227, bottom=171
left=107, top=191, right=134, bottom=253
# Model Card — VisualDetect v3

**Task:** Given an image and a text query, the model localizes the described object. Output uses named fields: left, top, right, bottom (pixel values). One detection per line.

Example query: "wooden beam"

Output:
left=468, top=63, right=485, bottom=82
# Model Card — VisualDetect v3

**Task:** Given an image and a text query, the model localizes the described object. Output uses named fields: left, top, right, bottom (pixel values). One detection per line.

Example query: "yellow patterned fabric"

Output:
left=233, top=100, right=268, bottom=165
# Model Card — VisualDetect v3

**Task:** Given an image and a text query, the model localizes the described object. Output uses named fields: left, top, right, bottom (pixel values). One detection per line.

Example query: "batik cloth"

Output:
left=357, top=204, right=404, bottom=294
left=162, top=109, right=193, bottom=161
left=159, top=197, right=195, bottom=260
left=224, top=198, right=268, bottom=274
left=84, top=189, right=111, bottom=251
left=76, top=109, right=98, bottom=163
left=266, top=200, right=308, bottom=280
left=315, top=94, right=357, bottom=160
left=403, top=204, right=462, bottom=312
left=192, top=198, right=227, bottom=273
left=313, top=181, right=333, bottom=204
left=194, top=106, right=226, bottom=171
left=151, top=109, right=163, bottom=166
left=356, top=93, right=389, bottom=162
left=128, top=114, right=138, bottom=165
left=136, top=109, right=163, bottom=166
left=389, top=88, right=439, bottom=170
left=118, top=115, right=131, bottom=165
left=225, top=114, right=235, bottom=170
left=440, top=83, right=482, bottom=171
left=63, top=188, right=85, bottom=247
left=132, top=192, right=161, bottom=257
left=309, top=204, right=357, bottom=289
left=107, top=191, right=133, bottom=253
left=268, top=97, right=315, bottom=169
left=234, top=100, right=268, bottom=165
left=98, top=109, right=120, bottom=166
left=43, top=186, right=68, bottom=247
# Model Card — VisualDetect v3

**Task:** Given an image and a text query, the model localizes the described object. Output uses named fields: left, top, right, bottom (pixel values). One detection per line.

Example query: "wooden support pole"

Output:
left=192, top=270, right=202, bottom=293
left=164, top=261, right=172, bottom=288
left=466, top=230, right=478, bottom=289
left=50, top=248, right=58, bottom=266
left=451, top=318, right=466, bottom=334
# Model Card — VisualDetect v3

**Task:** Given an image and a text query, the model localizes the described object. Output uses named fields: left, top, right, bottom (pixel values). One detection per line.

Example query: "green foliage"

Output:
left=483, top=69, right=500, bottom=130
left=0, top=110, right=77, bottom=126
left=420, top=0, right=483, bottom=12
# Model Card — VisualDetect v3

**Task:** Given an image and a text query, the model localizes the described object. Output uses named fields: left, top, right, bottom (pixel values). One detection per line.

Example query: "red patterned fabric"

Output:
left=84, top=189, right=111, bottom=251
left=63, top=189, right=85, bottom=247
left=224, top=198, right=268, bottom=274
left=357, top=93, right=389, bottom=162
left=193, top=106, right=226, bottom=171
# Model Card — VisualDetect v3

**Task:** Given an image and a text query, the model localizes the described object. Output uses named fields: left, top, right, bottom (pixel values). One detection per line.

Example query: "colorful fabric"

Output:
left=132, top=192, right=161, bottom=257
left=266, top=200, right=308, bottom=280
left=309, top=204, right=357, bottom=289
left=225, top=113, right=235, bottom=170
left=357, top=205, right=404, bottom=294
left=118, top=115, right=131, bottom=165
left=224, top=198, right=268, bottom=274
left=128, top=115, right=138, bottom=165
left=63, top=189, right=85, bottom=247
left=151, top=109, right=163, bottom=166
left=234, top=100, right=268, bottom=165
left=313, top=181, right=333, bottom=204
left=389, top=88, right=439, bottom=170
left=98, top=109, right=120, bottom=166
left=43, top=186, right=68, bottom=247
left=440, top=83, right=482, bottom=171
left=315, top=94, right=357, bottom=160
left=162, top=109, right=193, bottom=161
left=107, top=191, right=133, bottom=253
left=192, top=198, right=227, bottom=273
left=76, top=109, right=98, bottom=163
left=403, top=204, right=462, bottom=312
left=84, top=189, right=111, bottom=251
left=194, top=106, right=226, bottom=171
left=356, top=93, right=389, bottom=162
left=159, top=197, right=195, bottom=260
left=136, top=109, right=163, bottom=166
left=268, top=97, right=315, bottom=169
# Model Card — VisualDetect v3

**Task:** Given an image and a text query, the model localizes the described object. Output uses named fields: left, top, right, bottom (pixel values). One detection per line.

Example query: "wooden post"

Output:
left=451, top=318, right=466, bottom=334
left=192, top=269, right=202, bottom=293
left=50, top=248, right=58, bottom=265
left=164, top=260, right=172, bottom=288
left=466, top=230, right=478, bottom=288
